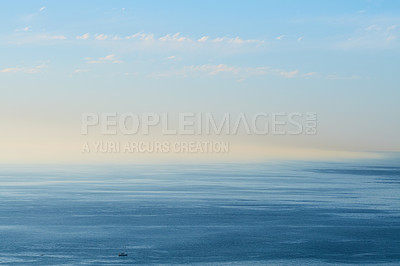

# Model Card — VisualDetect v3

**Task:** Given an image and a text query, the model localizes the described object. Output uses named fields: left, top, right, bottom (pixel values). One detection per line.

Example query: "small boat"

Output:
left=118, top=252, right=128, bottom=257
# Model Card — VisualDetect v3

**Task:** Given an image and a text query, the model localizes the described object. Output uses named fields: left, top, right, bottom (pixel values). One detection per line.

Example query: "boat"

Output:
left=118, top=252, right=128, bottom=257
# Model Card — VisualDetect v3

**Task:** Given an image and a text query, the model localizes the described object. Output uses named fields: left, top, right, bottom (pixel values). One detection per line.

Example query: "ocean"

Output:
left=0, top=160, right=399, bottom=265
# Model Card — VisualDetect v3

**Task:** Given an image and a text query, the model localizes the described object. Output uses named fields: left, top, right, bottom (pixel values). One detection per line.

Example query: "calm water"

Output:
left=0, top=160, right=399, bottom=265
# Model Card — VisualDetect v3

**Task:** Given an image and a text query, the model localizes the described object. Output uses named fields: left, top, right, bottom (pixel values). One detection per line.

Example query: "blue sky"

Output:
left=1, top=0, right=400, bottom=163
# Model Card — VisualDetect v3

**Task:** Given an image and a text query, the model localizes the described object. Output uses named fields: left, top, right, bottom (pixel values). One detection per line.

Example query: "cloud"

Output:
left=39, top=6, right=46, bottom=12
left=125, top=32, right=154, bottom=41
left=149, top=64, right=242, bottom=78
left=303, top=72, right=317, bottom=77
left=167, top=55, right=176, bottom=60
left=228, top=37, right=259, bottom=44
left=51, top=35, right=66, bottom=40
left=73, top=69, right=89, bottom=73
left=197, top=36, right=208, bottom=42
left=186, top=64, right=240, bottom=75
left=365, top=24, right=379, bottom=31
left=78, top=33, right=124, bottom=41
left=125, top=33, right=141, bottom=39
left=16, top=26, right=30, bottom=32
left=297, top=36, right=304, bottom=42
left=329, top=17, right=400, bottom=50
left=69, top=31, right=264, bottom=49
left=279, top=70, right=299, bottom=78
left=157, top=34, right=262, bottom=45
left=0, top=64, right=47, bottom=74
left=4, top=33, right=67, bottom=44
left=95, top=34, right=108, bottom=40
left=159, top=32, right=190, bottom=42
left=150, top=64, right=316, bottom=80
left=326, top=74, right=361, bottom=80
left=336, top=22, right=399, bottom=50
left=122, top=32, right=265, bottom=47
left=276, top=35, right=285, bottom=40
left=30, top=34, right=66, bottom=40
left=76, top=33, right=90, bottom=40
left=150, top=62, right=359, bottom=82
left=45, top=35, right=66, bottom=40
left=141, top=33, right=155, bottom=41
left=85, top=54, right=122, bottom=64
left=212, top=37, right=225, bottom=43
left=0, top=67, right=23, bottom=73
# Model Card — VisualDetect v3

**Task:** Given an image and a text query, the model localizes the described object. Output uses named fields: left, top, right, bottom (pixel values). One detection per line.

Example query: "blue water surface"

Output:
left=0, top=160, right=399, bottom=265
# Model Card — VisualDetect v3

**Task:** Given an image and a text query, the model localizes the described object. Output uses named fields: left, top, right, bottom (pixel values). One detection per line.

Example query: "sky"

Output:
left=1, top=0, right=400, bottom=163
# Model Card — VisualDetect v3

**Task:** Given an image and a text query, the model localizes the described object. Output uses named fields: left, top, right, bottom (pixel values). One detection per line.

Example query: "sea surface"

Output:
left=0, top=160, right=399, bottom=265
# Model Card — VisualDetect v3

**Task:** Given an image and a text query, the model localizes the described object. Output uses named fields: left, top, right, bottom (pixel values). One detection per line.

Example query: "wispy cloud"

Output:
left=365, top=24, right=379, bottom=31
left=16, top=26, right=30, bottom=32
left=186, top=64, right=241, bottom=75
left=54, top=32, right=265, bottom=59
left=4, top=33, right=67, bottom=45
left=149, top=63, right=321, bottom=81
left=85, top=54, right=122, bottom=64
left=1, top=67, right=24, bottom=73
left=150, top=64, right=262, bottom=79
left=279, top=70, right=299, bottom=78
left=95, top=33, right=108, bottom=40
left=73, top=69, right=89, bottom=73
left=149, top=63, right=361, bottom=82
left=333, top=18, right=400, bottom=50
left=159, top=32, right=190, bottom=42
left=18, top=31, right=264, bottom=48
left=0, top=64, right=47, bottom=74
left=50, top=35, right=66, bottom=40
left=197, top=36, right=208, bottom=42
left=276, top=35, right=285, bottom=40
left=336, top=24, right=399, bottom=49
left=125, top=32, right=154, bottom=41
left=326, top=74, right=361, bottom=80
left=303, top=72, right=317, bottom=77
left=228, top=37, right=260, bottom=44
left=76, top=33, right=90, bottom=40
left=212, top=37, right=225, bottom=43
left=39, top=6, right=46, bottom=12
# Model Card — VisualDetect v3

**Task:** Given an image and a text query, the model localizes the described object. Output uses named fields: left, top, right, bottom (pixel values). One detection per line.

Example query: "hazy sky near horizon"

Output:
left=1, top=0, right=400, bottom=163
